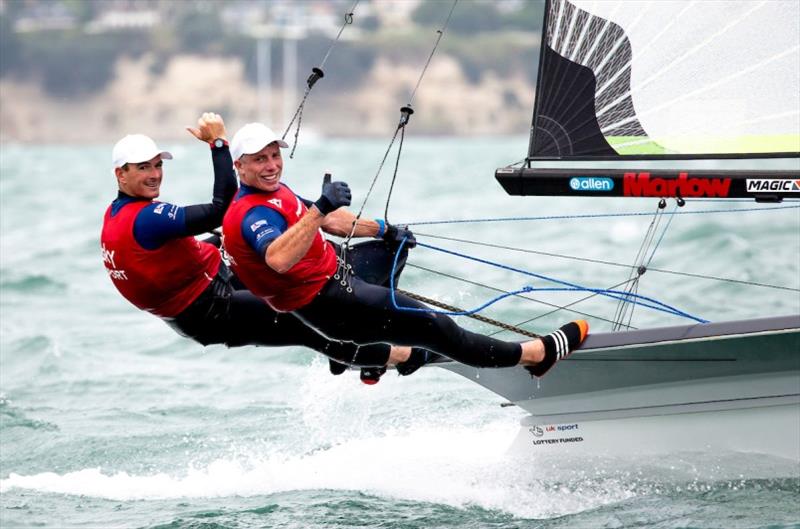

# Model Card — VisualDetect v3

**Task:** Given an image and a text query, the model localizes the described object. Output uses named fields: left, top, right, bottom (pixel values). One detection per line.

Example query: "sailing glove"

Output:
left=314, top=173, right=351, bottom=215
left=384, top=223, right=417, bottom=248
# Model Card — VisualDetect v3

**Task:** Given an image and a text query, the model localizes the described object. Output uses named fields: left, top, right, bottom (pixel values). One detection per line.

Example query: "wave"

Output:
left=0, top=397, right=58, bottom=432
left=2, top=421, right=796, bottom=520
left=0, top=272, right=67, bottom=294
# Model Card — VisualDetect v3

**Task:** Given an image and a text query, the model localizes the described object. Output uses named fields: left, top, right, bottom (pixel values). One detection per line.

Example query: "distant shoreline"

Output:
left=0, top=52, right=536, bottom=144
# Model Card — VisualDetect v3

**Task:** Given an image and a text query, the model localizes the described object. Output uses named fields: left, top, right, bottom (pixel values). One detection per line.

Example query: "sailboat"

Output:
left=435, top=0, right=800, bottom=461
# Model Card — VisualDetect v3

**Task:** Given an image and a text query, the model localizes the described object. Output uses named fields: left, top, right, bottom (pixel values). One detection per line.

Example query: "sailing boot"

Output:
left=360, top=366, right=387, bottom=385
left=396, top=348, right=442, bottom=376
left=525, top=320, right=589, bottom=378
left=329, top=358, right=348, bottom=376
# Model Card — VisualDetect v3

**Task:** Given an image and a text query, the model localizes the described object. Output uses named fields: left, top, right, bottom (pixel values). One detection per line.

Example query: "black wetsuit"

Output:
left=287, top=242, right=522, bottom=368
left=167, top=260, right=391, bottom=366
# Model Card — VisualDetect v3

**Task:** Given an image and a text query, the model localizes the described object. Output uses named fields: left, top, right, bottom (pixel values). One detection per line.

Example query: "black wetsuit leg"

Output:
left=295, top=276, right=522, bottom=368
left=166, top=265, right=390, bottom=367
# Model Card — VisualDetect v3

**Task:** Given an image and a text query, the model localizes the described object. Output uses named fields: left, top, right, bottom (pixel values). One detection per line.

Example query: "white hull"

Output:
left=510, top=398, right=800, bottom=462
left=439, top=316, right=800, bottom=465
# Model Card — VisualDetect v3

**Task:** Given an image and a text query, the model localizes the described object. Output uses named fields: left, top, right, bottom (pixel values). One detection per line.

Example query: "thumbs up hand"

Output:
left=314, top=173, right=352, bottom=215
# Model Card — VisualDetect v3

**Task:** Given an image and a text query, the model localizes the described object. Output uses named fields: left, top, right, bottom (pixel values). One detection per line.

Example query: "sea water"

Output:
left=1, top=137, right=799, bottom=528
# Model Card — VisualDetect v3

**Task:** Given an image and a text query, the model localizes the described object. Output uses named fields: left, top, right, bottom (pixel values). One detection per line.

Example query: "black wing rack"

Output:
left=496, top=167, right=800, bottom=202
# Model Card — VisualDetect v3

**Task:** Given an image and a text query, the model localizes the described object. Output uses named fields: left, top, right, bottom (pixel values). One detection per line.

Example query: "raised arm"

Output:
left=182, top=112, right=237, bottom=234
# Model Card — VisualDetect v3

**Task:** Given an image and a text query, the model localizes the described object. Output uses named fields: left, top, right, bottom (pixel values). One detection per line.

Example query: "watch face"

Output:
left=214, top=139, right=224, bottom=148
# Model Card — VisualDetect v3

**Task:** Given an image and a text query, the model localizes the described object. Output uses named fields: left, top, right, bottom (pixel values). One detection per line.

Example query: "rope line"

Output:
left=400, top=204, right=800, bottom=227
left=396, top=288, right=540, bottom=338
left=281, top=0, right=359, bottom=158
left=490, top=278, right=641, bottom=336
left=413, top=232, right=800, bottom=293
left=389, top=238, right=709, bottom=323
left=337, top=0, right=458, bottom=275
left=408, top=0, right=458, bottom=106
left=408, top=263, right=636, bottom=327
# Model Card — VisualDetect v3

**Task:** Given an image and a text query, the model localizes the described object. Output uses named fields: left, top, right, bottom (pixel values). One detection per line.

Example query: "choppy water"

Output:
left=1, top=137, right=799, bottom=528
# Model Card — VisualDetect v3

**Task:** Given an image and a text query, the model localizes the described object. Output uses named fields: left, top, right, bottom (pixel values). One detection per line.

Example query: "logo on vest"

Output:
left=101, top=243, right=128, bottom=280
left=250, top=219, right=267, bottom=232
left=268, top=198, right=283, bottom=208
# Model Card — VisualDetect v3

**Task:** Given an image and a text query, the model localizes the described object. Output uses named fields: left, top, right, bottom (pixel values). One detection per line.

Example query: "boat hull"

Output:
left=440, top=315, right=800, bottom=462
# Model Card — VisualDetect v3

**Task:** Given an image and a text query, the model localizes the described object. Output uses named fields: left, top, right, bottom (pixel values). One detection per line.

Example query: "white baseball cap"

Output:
left=231, top=123, right=288, bottom=161
left=112, top=134, right=173, bottom=168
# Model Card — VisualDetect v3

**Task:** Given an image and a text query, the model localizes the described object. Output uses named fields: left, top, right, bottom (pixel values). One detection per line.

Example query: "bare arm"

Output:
left=265, top=207, right=327, bottom=273
left=322, top=209, right=380, bottom=238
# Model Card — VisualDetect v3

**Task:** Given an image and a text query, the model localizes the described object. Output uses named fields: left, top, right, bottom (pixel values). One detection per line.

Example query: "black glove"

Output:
left=384, top=223, right=416, bottom=248
left=313, top=173, right=351, bottom=215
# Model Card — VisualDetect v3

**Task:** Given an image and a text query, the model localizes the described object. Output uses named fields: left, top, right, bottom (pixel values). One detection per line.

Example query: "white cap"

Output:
left=112, top=134, right=173, bottom=168
left=231, top=123, right=288, bottom=161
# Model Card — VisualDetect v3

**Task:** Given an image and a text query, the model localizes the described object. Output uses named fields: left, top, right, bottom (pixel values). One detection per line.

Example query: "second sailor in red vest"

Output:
left=222, top=122, right=590, bottom=378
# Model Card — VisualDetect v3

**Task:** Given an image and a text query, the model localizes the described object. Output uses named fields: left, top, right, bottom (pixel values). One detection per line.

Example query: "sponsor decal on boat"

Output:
left=529, top=423, right=584, bottom=445
left=569, top=177, right=614, bottom=191
left=746, top=179, right=800, bottom=193
left=532, top=437, right=584, bottom=445
left=623, top=172, right=731, bottom=197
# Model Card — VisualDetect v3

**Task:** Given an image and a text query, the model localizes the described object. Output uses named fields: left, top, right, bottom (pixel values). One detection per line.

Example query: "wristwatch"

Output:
left=211, top=138, right=229, bottom=149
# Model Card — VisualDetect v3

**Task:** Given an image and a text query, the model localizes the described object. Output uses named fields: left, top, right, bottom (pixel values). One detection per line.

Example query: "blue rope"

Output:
left=388, top=238, right=709, bottom=323
left=400, top=204, right=800, bottom=227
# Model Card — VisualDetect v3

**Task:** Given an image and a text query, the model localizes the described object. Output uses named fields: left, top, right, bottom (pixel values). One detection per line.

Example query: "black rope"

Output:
left=337, top=1, right=459, bottom=273
left=383, top=114, right=409, bottom=223
left=281, top=0, right=359, bottom=158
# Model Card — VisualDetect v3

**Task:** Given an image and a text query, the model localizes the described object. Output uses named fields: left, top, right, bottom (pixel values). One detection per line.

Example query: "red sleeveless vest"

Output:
left=222, top=184, right=336, bottom=312
left=101, top=201, right=220, bottom=317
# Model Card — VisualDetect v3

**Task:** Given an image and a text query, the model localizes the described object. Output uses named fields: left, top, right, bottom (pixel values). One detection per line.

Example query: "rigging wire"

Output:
left=412, top=231, right=800, bottom=293
left=389, top=238, right=709, bottom=323
left=408, top=263, right=635, bottom=328
left=400, top=203, right=800, bottom=227
left=335, top=0, right=458, bottom=280
left=489, top=278, right=641, bottom=337
left=612, top=200, right=674, bottom=330
left=281, top=0, right=360, bottom=158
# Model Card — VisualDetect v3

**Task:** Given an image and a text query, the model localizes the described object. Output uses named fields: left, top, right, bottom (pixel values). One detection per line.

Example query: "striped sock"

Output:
left=525, top=320, right=589, bottom=378
left=396, top=348, right=441, bottom=376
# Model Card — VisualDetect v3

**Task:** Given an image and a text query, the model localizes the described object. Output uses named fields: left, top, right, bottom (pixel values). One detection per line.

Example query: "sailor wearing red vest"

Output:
left=222, top=122, right=590, bottom=377
left=100, top=113, right=406, bottom=370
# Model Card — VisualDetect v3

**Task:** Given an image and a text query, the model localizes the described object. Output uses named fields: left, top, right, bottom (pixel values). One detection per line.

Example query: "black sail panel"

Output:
left=530, top=44, right=616, bottom=157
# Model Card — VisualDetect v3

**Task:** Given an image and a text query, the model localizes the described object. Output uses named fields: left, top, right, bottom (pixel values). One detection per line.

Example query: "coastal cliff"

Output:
left=0, top=51, right=535, bottom=143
